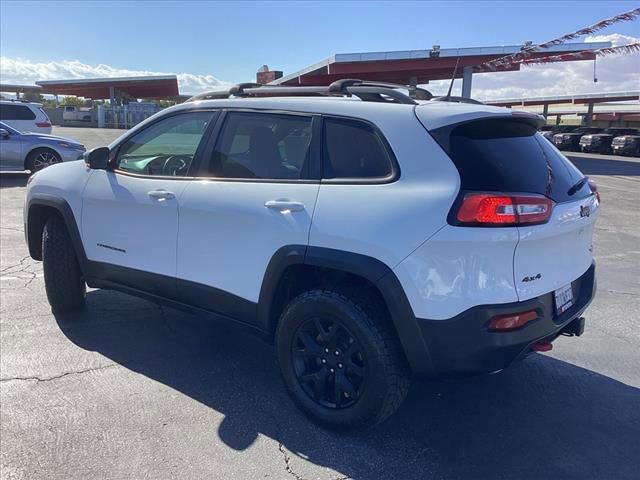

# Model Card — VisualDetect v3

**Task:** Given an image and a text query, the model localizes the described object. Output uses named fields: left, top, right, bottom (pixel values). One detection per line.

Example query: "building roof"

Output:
left=269, top=41, right=612, bottom=86
left=36, top=75, right=179, bottom=99
left=486, top=91, right=640, bottom=107
left=0, top=83, right=43, bottom=93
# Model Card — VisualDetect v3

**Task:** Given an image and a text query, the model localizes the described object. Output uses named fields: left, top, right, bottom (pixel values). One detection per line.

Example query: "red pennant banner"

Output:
left=476, top=7, right=640, bottom=72
left=520, top=43, right=640, bottom=65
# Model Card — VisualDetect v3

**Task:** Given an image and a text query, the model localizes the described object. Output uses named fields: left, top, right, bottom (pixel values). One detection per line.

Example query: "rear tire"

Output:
left=276, top=289, right=411, bottom=430
left=26, top=148, right=61, bottom=173
left=42, top=216, right=86, bottom=313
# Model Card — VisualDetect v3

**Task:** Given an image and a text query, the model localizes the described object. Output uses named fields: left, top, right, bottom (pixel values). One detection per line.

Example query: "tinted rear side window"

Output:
left=210, top=112, right=313, bottom=180
left=0, top=104, right=36, bottom=120
left=435, top=118, right=591, bottom=203
left=323, top=118, right=393, bottom=180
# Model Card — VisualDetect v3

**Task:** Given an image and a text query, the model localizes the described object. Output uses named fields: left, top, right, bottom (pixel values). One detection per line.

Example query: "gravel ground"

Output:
left=1, top=128, right=639, bottom=480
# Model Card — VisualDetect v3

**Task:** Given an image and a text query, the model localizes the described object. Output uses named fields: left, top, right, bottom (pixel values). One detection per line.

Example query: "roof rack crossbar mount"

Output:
left=186, top=79, right=427, bottom=105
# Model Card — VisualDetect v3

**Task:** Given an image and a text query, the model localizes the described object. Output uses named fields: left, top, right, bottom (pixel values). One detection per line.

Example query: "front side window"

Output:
left=115, top=112, right=212, bottom=177
left=323, top=118, right=393, bottom=180
left=210, top=112, right=313, bottom=180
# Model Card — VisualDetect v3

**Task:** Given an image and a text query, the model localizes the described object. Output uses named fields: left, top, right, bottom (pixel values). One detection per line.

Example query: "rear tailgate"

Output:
left=515, top=194, right=598, bottom=301
left=419, top=108, right=598, bottom=304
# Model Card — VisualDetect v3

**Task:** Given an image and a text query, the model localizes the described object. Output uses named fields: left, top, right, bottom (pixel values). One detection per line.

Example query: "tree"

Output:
left=21, top=91, right=43, bottom=103
left=60, top=96, right=87, bottom=107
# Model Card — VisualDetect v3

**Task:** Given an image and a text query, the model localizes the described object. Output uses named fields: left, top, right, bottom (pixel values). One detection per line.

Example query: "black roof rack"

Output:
left=185, top=79, right=435, bottom=105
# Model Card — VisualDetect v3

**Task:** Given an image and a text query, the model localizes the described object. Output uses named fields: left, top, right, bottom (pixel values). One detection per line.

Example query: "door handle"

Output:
left=148, top=189, right=175, bottom=200
left=264, top=200, right=305, bottom=212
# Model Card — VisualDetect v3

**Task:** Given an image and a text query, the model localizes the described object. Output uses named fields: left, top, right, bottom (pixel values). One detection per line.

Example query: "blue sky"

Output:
left=1, top=0, right=638, bottom=82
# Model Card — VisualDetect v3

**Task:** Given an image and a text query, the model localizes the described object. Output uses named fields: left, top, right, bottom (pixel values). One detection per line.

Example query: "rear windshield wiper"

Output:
left=567, top=177, right=588, bottom=196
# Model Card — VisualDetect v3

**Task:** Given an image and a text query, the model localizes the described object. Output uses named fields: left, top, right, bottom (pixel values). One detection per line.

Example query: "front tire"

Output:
left=276, top=289, right=411, bottom=430
left=42, top=216, right=86, bottom=312
left=26, top=148, right=61, bottom=173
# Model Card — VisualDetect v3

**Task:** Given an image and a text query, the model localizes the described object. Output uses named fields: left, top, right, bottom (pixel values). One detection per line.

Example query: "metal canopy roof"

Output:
left=0, top=83, right=44, bottom=94
left=36, top=75, right=179, bottom=99
left=269, top=42, right=612, bottom=86
left=486, top=91, right=640, bottom=107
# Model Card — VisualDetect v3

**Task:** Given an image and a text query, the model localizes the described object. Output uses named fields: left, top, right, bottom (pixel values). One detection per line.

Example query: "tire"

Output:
left=42, top=216, right=86, bottom=313
left=26, top=148, right=61, bottom=173
left=276, top=288, right=411, bottom=430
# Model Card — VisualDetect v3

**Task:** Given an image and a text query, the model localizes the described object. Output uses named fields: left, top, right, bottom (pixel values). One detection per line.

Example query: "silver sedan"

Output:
left=0, top=121, right=86, bottom=172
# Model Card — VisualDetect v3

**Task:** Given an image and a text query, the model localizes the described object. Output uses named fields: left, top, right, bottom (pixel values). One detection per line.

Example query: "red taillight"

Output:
left=588, top=179, right=600, bottom=202
left=456, top=193, right=552, bottom=226
left=488, top=309, right=538, bottom=332
left=36, top=122, right=51, bottom=128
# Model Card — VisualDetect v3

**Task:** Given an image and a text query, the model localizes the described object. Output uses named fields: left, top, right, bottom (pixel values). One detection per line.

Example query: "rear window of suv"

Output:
left=433, top=118, right=591, bottom=203
left=0, top=104, right=36, bottom=120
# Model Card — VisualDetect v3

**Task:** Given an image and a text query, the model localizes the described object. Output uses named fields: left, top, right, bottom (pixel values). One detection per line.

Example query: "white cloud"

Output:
left=0, top=57, right=232, bottom=95
left=426, top=33, right=640, bottom=100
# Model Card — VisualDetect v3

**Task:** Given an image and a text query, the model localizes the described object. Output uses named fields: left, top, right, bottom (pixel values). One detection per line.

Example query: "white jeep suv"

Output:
left=24, top=81, right=598, bottom=429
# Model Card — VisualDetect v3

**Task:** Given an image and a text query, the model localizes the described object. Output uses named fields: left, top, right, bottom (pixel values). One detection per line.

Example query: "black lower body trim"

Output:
left=413, top=263, right=596, bottom=377
left=85, top=261, right=261, bottom=332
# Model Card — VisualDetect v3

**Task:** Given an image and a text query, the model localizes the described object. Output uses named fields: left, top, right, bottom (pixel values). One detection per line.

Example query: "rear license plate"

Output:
left=554, top=283, right=574, bottom=315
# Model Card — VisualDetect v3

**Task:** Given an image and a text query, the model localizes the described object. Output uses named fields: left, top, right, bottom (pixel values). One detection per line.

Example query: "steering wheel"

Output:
left=162, top=155, right=190, bottom=176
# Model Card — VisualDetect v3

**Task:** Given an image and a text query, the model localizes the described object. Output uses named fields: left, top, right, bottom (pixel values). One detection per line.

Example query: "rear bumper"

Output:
left=413, top=262, right=596, bottom=376
left=580, top=144, right=608, bottom=153
left=555, top=140, right=580, bottom=151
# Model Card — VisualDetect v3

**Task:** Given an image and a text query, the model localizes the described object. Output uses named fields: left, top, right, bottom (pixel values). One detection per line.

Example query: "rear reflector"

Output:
left=36, top=122, right=51, bottom=128
left=457, top=193, right=552, bottom=226
left=588, top=179, right=600, bottom=202
left=488, top=309, right=538, bottom=332
left=531, top=341, right=553, bottom=352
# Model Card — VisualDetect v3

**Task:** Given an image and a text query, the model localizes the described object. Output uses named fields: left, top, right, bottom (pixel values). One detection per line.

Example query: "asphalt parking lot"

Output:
left=1, top=127, right=639, bottom=480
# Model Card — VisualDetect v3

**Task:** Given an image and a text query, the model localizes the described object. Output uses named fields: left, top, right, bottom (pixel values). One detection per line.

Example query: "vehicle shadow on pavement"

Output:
left=567, top=156, right=640, bottom=176
left=0, top=173, right=28, bottom=188
left=55, top=290, right=640, bottom=480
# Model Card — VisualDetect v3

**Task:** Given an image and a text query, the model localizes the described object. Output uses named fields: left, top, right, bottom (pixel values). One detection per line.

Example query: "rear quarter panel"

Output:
left=309, top=107, right=460, bottom=270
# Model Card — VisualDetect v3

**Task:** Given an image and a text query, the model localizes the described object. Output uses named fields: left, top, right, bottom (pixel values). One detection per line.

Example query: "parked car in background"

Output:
left=611, top=134, right=640, bottom=157
left=579, top=128, right=638, bottom=154
left=0, top=121, right=85, bottom=172
left=60, top=105, right=93, bottom=122
left=540, top=125, right=575, bottom=142
left=539, top=125, right=555, bottom=141
left=0, top=100, right=52, bottom=134
left=554, top=127, right=602, bottom=151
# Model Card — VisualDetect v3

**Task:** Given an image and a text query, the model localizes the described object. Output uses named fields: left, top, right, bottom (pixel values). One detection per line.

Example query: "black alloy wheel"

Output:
left=292, top=317, right=367, bottom=409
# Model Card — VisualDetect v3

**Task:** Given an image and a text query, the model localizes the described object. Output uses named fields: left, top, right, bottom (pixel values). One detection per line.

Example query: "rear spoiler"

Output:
left=429, top=114, right=547, bottom=154
left=511, top=111, right=546, bottom=129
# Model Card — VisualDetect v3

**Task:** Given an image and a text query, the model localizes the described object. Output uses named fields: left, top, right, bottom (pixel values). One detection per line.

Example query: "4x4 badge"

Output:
left=522, top=273, right=542, bottom=283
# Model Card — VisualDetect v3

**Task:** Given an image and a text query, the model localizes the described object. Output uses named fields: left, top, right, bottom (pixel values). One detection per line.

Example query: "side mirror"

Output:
left=85, top=146, right=110, bottom=170
left=0, top=128, right=9, bottom=139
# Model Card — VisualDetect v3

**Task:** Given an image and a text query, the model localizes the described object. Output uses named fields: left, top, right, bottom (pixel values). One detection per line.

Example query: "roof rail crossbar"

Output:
left=185, top=90, right=231, bottom=102
left=329, top=79, right=432, bottom=101
left=242, top=86, right=331, bottom=96
left=229, top=83, right=263, bottom=96
left=347, top=86, right=417, bottom=105
left=186, top=79, right=429, bottom=105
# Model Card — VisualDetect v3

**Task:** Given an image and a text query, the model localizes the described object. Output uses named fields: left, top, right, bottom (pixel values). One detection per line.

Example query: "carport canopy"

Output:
left=36, top=75, right=179, bottom=100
